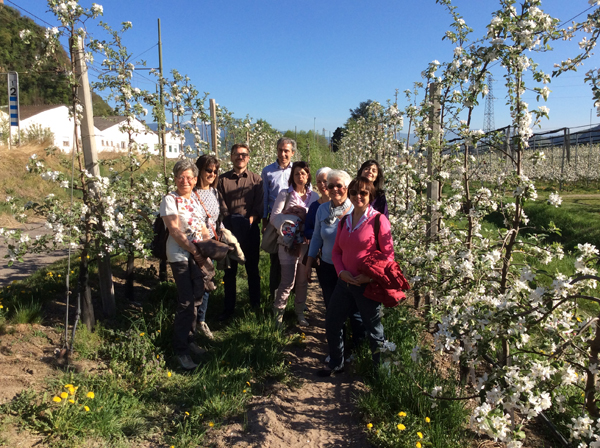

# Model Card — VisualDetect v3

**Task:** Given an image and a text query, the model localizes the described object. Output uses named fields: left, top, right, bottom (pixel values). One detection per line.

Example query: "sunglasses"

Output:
left=234, top=153, right=249, bottom=159
left=204, top=168, right=217, bottom=174
left=327, top=183, right=344, bottom=190
left=349, top=189, right=369, bottom=197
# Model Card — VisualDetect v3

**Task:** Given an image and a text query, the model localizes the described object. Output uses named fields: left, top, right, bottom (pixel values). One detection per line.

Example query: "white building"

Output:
left=13, top=105, right=182, bottom=158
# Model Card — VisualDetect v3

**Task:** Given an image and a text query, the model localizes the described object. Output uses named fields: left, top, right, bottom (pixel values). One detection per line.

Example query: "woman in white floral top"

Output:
left=160, top=159, right=210, bottom=371
left=193, top=154, right=223, bottom=341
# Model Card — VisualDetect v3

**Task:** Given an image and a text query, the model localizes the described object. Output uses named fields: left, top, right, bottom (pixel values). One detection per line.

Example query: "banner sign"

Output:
left=8, top=71, right=19, bottom=127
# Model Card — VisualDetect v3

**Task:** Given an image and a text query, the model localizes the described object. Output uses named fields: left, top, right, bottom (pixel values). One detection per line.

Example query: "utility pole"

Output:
left=157, top=19, right=168, bottom=282
left=74, top=36, right=115, bottom=320
left=158, top=19, right=166, bottom=180
left=210, top=98, right=218, bottom=156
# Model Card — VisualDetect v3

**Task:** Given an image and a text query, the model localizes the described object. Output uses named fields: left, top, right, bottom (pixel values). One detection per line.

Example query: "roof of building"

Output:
left=19, top=104, right=65, bottom=120
left=93, top=116, right=129, bottom=131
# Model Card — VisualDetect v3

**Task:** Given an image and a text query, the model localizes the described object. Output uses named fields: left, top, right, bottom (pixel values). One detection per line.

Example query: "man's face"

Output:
left=231, top=147, right=250, bottom=171
left=277, top=143, right=294, bottom=167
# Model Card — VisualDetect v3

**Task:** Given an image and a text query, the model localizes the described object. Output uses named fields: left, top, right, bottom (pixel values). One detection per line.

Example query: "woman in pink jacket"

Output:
left=318, top=176, right=395, bottom=377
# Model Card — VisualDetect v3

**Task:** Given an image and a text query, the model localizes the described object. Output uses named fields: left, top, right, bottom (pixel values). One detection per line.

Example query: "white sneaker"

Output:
left=177, top=354, right=198, bottom=370
left=198, top=322, right=214, bottom=340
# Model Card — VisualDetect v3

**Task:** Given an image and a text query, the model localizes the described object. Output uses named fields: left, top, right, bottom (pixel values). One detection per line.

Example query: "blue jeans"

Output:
left=197, top=290, right=210, bottom=323
left=326, top=279, right=384, bottom=371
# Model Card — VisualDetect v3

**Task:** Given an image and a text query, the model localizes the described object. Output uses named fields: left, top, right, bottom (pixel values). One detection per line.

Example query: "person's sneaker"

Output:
left=189, top=342, right=207, bottom=357
left=198, top=322, right=214, bottom=340
left=297, top=314, right=309, bottom=327
left=345, top=354, right=355, bottom=364
left=177, top=354, right=198, bottom=370
left=316, top=367, right=344, bottom=377
left=324, top=355, right=331, bottom=364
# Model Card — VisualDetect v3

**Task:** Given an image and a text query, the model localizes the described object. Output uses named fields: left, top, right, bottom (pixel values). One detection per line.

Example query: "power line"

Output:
left=132, top=44, right=158, bottom=61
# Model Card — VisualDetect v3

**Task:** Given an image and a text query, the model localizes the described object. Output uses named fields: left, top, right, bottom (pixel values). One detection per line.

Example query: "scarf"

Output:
left=325, top=198, right=352, bottom=225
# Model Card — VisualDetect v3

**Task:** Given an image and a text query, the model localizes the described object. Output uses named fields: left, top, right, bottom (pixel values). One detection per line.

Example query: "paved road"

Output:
left=0, top=223, right=69, bottom=288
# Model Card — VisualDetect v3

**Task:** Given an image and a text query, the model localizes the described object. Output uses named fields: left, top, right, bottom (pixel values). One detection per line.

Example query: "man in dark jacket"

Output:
left=217, top=143, right=263, bottom=320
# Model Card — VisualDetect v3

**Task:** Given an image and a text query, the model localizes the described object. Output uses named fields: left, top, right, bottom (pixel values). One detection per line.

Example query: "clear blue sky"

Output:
left=9, top=0, right=599, bottom=135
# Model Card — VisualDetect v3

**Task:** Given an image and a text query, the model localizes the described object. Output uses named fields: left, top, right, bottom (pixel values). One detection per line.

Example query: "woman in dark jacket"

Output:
left=357, top=159, right=388, bottom=218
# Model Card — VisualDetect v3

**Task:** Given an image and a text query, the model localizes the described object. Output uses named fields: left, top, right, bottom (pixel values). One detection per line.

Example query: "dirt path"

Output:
left=0, top=222, right=69, bottom=288
left=209, top=280, right=371, bottom=448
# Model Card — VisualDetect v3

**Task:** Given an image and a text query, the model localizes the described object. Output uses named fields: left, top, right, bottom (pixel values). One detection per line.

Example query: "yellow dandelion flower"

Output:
left=0, top=305, right=3, bottom=309
left=60, top=392, right=68, bottom=399
left=157, top=355, right=160, bottom=359
left=417, top=432, right=423, bottom=439
left=157, top=330, right=160, bottom=333
left=86, top=255, right=90, bottom=259
left=577, top=316, right=582, bottom=322
left=84, top=405, right=90, bottom=412
left=57, top=275, right=61, bottom=278
left=246, top=381, right=251, bottom=386
left=185, top=412, right=189, bottom=416
left=69, top=387, right=75, bottom=395
left=139, top=332, right=145, bottom=336
left=71, top=271, right=74, bottom=274
left=52, top=396, right=61, bottom=403
left=168, top=371, right=172, bottom=377
left=398, top=411, right=407, bottom=417
left=208, top=422, right=214, bottom=427
left=68, top=399, right=75, bottom=404
left=366, top=423, right=373, bottom=430
left=86, top=392, right=95, bottom=399
left=243, top=389, right=247, bottom=393
left=397, top=423, right=406, bottom=431
left=21, top=290, right=25, bottom=293
left=64, top=384, right=74, bottom=388
left=425, top=417, right=431, bottom=423
left=416, top=443, right=422, bottom=448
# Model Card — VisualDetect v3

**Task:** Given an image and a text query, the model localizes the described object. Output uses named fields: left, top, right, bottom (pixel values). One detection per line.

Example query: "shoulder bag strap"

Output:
left=374, top=213, right=381, bottom=251
left=194, top=190, right=219, bottom=241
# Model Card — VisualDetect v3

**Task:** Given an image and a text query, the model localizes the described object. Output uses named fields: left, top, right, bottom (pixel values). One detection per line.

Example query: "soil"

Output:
left=206, top=280, right=371, bottom=448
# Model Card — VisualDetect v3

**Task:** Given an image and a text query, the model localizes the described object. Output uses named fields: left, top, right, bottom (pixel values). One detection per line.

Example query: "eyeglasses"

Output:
left=204, top=168, right=217, bottom=174
left=349, top=189, right=369, bottom=197
left=176, top=176, right=196, bottom=183
left=327, top=183, right=344, bottom=190
left=233, top=153, right=249, bottom=159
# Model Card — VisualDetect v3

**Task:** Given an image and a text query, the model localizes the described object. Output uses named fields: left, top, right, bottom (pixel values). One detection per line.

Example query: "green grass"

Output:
left=354, top=306, right=470, bottom=448
left=0, top=253, right=295, bottom=447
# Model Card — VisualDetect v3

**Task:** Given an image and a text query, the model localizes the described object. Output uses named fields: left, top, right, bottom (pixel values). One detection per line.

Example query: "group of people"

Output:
left=159, top=137, right=395, bottom=375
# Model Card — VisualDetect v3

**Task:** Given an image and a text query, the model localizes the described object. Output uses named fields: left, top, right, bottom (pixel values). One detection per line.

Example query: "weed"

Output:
left=11, top=298, right=43, bottom=324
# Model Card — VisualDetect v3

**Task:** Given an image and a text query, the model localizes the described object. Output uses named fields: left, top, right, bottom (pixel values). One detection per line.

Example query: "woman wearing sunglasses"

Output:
left=194, top=154, right=223, bottom=341
left=318, top=176, right=395, bottom=377
left=270, top=161, right=318, bottom=327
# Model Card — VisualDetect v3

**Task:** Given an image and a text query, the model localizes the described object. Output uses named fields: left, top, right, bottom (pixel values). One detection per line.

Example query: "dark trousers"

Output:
left=318, top=261, right=365, bottom=351
left=223, top=221, right=261, bottom=313
left=316, top=261, right=340, bottom=308
left=170, top=258, right=205, bottom=356
left=269, top=252, right=281, bottom=299
left=326, top=279, right=384, bottom=371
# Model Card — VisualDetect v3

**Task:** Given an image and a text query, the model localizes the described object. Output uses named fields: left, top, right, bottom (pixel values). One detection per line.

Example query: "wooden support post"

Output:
left=74, top=36, right=115, bottom=319
left=210, top=98, right=218, bottom=156
left=426, top=82, right=441, bottom=241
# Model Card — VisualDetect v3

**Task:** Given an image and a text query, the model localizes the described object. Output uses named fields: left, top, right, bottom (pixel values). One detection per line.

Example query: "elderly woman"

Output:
left=305, top=169, right=353, bottom=306
left=318, top=176, right=395, bottom=377
left=357, top=159, right=388, bottom=218
left=304, top=166, right=331, bottom=241
left=270, top=161, right=318, bottom=327
left=160, top=159, right=211, bottom=371
left=193, top=154, right=222, bottom=340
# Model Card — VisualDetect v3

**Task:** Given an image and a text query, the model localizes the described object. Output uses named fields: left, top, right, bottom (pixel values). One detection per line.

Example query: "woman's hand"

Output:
left=353, top=274, right=372, bottom=284
left=200, top=224, right=211, bottom=241
left=305, top=256, right=315, bottom=282
left=339, top=270, right=360, bottom=286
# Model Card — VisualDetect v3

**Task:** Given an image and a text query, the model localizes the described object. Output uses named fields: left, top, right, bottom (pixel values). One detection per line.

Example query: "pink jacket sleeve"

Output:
left=377, top=214, right=395, bottom=262
left=332, top=220, right=345, bottom=275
